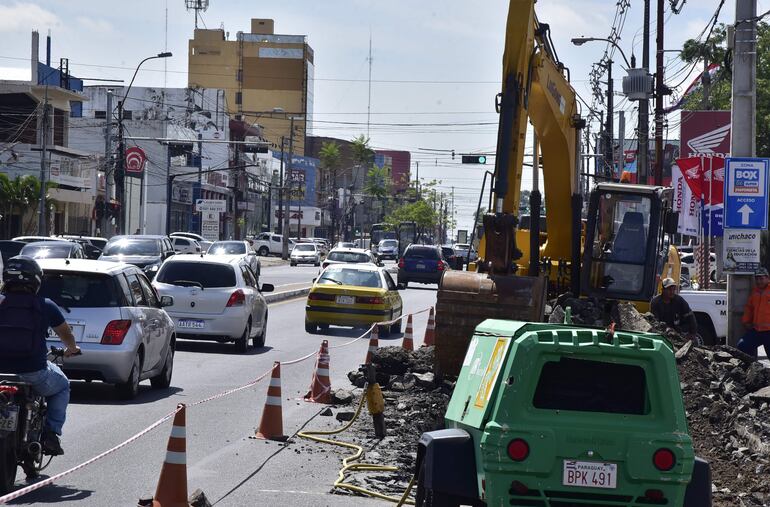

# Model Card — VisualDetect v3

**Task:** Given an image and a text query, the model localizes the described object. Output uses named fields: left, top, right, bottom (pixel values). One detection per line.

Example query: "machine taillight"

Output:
left=653, top=448, right=676, bottom=471
left=507, top=439, right=529, bottom=461
left=226, top=289, right=246, bottom=307
left=308, top=292, right=335, bottom=301
left=101, top=320, right=132, bottom=345
left=644, top=489, right=665, bottom=501
left=398, top=258, right=405, bottom=268
left=0, top=386, right=19, bottom=394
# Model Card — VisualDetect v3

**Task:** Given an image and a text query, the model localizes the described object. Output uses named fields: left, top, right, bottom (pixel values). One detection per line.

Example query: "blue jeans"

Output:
left=18, top=361, right=70, bottom=435
left=737, top=329, right=770, bottom=358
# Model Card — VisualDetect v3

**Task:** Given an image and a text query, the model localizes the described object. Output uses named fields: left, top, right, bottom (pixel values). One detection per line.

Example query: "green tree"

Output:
left=385, top=199, right=439, bottom=238
left=0, top=174, right=56, bottom=235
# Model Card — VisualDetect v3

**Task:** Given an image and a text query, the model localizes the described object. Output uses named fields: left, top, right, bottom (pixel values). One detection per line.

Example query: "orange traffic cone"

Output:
left=255, top=362, right=286, bottom=440
left=422, top=307, right=436, bottom=347
left=151, top=404, right=188, bottom=507
left=365, top=325, right=379, bottom=364
left=304, top=340, right=332, bottom=404
left=402, top=315, right=414, bottom=351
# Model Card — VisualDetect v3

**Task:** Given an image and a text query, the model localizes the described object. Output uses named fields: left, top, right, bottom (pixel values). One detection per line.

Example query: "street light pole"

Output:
left=115, top=52, right=172, bottom=234
left=37, top=85, right=49, bottom=235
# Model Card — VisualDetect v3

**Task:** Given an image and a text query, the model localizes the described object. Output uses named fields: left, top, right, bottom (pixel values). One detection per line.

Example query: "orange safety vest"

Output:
left=742, top=286, right=770, bottom=331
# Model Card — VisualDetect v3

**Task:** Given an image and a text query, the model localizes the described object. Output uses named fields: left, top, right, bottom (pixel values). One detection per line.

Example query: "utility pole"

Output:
left=103, top=90, right=113, bottom=236
left=37, top=86, right=50, bottom=235
left=415, top=161, right=420, bottom=200
left=605, top=61, right=614, bottom=177
left=638, top=0, right=651, bottom=184
left=654, top=0, right=665, bottom=186
left=618, top=110, right=625, bottom=175
left=116, top=100, right=126, bottom=234
left=727, top=0, right=758, bottom=346
left=282, top=117, right=298, bottom=259
left=278, top=135, right=285, bottom=235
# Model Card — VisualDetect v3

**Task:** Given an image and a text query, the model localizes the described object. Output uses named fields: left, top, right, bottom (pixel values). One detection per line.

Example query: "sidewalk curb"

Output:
left=265, top=287, right=310, bottom=304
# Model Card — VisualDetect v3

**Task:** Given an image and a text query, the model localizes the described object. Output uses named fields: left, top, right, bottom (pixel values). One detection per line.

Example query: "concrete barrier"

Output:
left=265, top=287, right=310, bottom=304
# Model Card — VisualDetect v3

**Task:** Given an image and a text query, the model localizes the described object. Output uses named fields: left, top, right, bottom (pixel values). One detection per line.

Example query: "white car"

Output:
left=207, top=240, right=261, bottom=279
left=170, top=236, right=201, bottom=254
left=37, top=259, right=176, bottom=399
left=680, top=252, right=717, bottom=283
left=153, top=255, right=273, bottom=352
left=290, top=243, right=321, bottom=266
left=169, top=232, right=212, bottom=253
left=322, top=247, right=378, bottom=270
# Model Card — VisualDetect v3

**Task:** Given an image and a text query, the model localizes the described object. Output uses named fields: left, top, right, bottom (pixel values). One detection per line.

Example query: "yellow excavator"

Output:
left=434, top=0, right=680, bottom=376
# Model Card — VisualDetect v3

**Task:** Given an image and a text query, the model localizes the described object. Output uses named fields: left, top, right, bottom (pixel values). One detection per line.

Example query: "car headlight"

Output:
left=146, top=263, right=161, bottom=272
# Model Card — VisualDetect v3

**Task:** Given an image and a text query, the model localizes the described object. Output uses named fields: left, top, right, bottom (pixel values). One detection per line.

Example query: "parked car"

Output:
left=153, top=255, right=273, bottom=352
left=252, top=233, right=295, bottom=256
left=170, top=236, right=201, bottom=254
left=37, top=259, right=176, bottom=399
left=397, top=244, right=449, bottom=288
left=20, top=241, right=85, bottom=260
left=375, top=239, right=399, bottom=260
left=321, top=247, right=378, bottom=270
left=207, top=240, right=261, bottom=279
left=311, top=238, right=330, bottom=254
left=453, top=243, right=477, bottom=263
left=679, top=252, right=717, bottom=283
left=290, top=243, right=321, bottom=266
left=99, top=235, right=176, bottom=279
left=11, top=236, right=69, bottom=244
left=305, top=264, right=402, bottom=335
left=441, top=245, right=462, bottom=269
left=169, top=232, right=212, bottom=252
left=0, top=240, right=25, bottom=263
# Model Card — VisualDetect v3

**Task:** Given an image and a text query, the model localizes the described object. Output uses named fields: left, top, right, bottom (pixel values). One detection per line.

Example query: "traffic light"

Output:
left=461, top=155, right=487, bottom=164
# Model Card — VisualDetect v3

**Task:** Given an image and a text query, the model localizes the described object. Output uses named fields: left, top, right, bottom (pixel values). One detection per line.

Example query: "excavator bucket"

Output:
left=435, top=270, right=547, bottom=377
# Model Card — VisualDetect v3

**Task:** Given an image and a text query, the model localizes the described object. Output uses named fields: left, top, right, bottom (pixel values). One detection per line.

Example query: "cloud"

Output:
left=0, top=2, right=59, bottom=32
left=76, top=16, right=112, bottom=34
left=0, top=66, right=31, bottom=80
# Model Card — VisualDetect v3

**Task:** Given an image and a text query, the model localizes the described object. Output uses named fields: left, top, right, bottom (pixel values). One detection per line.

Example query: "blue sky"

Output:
left=0, top=0, right=763, bottom=234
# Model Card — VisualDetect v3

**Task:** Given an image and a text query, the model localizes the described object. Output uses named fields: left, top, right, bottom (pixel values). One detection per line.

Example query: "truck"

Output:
left=681, top=289, right=728, bottom=345
left=251, top=233, right=295, bottom=257
left=415, top=319, right=711, bottom=507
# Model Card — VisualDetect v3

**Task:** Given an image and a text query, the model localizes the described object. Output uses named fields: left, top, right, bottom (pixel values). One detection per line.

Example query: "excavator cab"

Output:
left=582, top=183, right=675, bottom=305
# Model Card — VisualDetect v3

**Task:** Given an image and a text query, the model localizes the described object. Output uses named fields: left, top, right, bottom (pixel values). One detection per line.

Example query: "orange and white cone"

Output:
left=151, top=404, right=188, bottom=507
left=255, top=362, right=286, bottom=440
left=402, top=315, right=414, bottom=351
left=365, top=325, right=379, bottom=364
left=422, top=307, right=436, bottom=347
left=304, top=340, right=332, bottom=404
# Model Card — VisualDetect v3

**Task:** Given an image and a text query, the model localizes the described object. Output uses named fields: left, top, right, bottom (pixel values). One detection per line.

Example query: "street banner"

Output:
left=680, top=110, right=731, bottom=159
left=671, top=163, right=700, bottom=236
left=675, top=156, right=725, bottom=236
left=723, top=229, right=761, bottom=273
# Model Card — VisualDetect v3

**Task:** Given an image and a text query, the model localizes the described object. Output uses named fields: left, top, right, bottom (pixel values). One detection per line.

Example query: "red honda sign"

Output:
left=125, top=147, right=146, bottom=177
left=680, top=111, right=731, bottom=158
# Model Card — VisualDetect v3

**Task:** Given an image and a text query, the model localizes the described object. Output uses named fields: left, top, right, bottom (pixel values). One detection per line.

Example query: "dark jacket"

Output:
left=650, top=293, right=697, bottom=334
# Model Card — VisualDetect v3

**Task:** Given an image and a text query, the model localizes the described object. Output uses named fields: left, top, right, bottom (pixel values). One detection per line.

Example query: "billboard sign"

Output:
left=124, top=147, right=146, bottom=177
left=724, top=158, right=769, bottom=229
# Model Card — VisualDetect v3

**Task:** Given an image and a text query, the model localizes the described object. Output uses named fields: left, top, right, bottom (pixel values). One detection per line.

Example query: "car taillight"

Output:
left=437, top=261, right=446, bottom=271
left=653, top=448, right=676, bottom=471
left=0, top=386, right=18, bottom=394
left=101, top=320, right=132, bottom=345
left=398, top=258, right=405, bottom=268
left=308, top=292, right=335, bottom=301
left=226, top=289, right=246, bottom=307
left=356, top=296, right=383, bottom=304
left=507, top=439, right=529, bottom=461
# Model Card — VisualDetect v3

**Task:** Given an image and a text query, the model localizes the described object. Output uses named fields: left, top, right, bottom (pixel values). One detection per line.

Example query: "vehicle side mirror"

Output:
left=664, top=212, right=679, bottom=234
left=311, top=277, right=317, bottom=283
left=260, top=283, right=274, bottom=293
left=159, top=295, right=174, bottom=307
left=378, top=261, right=384, bottom=267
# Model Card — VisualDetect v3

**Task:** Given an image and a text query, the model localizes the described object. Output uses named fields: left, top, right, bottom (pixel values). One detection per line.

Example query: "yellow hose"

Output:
left=297, top=385, right=416, bottom=505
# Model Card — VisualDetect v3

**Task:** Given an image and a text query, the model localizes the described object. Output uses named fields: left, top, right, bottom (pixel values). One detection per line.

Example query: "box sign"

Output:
left=724, top=158, right=769, bottom=229
left=723, top=229, right=761, bottom=273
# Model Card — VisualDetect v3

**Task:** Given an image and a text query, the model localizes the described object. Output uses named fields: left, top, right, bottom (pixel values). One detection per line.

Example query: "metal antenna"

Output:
left=185, top=0, right=210, bottom=30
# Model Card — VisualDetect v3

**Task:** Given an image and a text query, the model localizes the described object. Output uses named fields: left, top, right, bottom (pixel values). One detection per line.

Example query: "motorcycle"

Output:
left=0, top=347, right=77, bottom=494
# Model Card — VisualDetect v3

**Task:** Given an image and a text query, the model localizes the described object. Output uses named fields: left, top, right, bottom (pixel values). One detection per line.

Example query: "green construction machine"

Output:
left=414, top=320, right=711, bottom=507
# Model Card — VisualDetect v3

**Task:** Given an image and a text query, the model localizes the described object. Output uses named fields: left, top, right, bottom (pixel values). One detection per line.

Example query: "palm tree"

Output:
left=350, top=134, right=374, bottom=188
left=364, top=165, right=392, bottom=222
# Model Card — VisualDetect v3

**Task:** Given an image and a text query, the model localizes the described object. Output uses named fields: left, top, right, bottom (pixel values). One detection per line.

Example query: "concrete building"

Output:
left=188, top=18, right=313, bottom=156
left=0, top=31, right=95, bottom=236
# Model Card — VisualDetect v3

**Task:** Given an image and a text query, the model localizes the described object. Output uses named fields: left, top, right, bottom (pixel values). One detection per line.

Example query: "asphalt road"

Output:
left=259, top=262, right=319, bottom=293
left=7, top=281, right=439, bottom=506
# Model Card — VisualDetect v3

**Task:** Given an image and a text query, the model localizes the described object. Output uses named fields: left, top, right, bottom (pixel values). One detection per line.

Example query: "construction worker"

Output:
left=738, top=267, right=770, bottom=359
left=650, top=277, right=698, bottom=342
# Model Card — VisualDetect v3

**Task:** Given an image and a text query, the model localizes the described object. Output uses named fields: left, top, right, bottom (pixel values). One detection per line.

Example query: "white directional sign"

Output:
left=195, top=199, right=227, bottom=213
left=724, top=158, right=769, bottom=230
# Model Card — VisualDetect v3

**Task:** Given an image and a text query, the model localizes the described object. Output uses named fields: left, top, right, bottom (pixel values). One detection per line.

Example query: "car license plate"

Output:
left=336, top=295, right=355, bottom=305
left=178, top=319, right=205, bottom=329
left=563, top=460, right=617, bottom=489
left=415, top=263, right=426, bottom=270
left=0, top=406, right=19, bottom=432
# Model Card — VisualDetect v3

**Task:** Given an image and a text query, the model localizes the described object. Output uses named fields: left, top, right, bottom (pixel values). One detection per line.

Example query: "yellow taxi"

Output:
left=305, top=264, right=403, bottom=335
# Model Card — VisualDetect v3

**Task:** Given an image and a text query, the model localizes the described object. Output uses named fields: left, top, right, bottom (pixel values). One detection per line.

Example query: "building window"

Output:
left=236, top=69, right=242, bottom=82
left=235, top=92, right=242, bottom=105
left=94, top=110, right=106, bottom=119
left=123, top=110, right=133, bottom=120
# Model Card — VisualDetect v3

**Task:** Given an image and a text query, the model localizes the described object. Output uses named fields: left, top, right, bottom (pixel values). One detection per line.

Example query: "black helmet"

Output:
left=2, top=255, right=43, bottom=294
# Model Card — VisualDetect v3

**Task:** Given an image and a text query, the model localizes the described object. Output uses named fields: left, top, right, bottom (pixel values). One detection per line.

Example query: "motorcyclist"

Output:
left=0, top=255, right=80, bottom=455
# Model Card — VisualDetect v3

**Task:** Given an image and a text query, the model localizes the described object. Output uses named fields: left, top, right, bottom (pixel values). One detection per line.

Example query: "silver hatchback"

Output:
left=37, top=259, right=176, bottom=400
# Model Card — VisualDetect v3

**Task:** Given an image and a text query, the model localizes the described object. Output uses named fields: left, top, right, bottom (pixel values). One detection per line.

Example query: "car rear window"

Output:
left=156, top=262, right=236, bottom=288
left=103, top=239, right=160, bottom=256
left=406, top=246, right=438, bottom=260
left=295, top=244, right=316, bottom=251
left=328, top=251, right=370, bottom=263
left=532, top=357, right=648, bottom=415
left=381, top=240, right=398, bottom=247
left=21, top=244, right=73, bottom=258
left=318, top=268, right=382, bottom=288
left=441, top=247, right=454, bottom=257
left=209, top=242, right=246, bottom=255
left=40, top=271, right=122, bottom=308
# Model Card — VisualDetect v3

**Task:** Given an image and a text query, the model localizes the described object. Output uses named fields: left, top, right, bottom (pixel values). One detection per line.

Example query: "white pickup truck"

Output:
left=680, top=289, right=728, bottom=345
left=251, top=233, right=294, bottom=257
